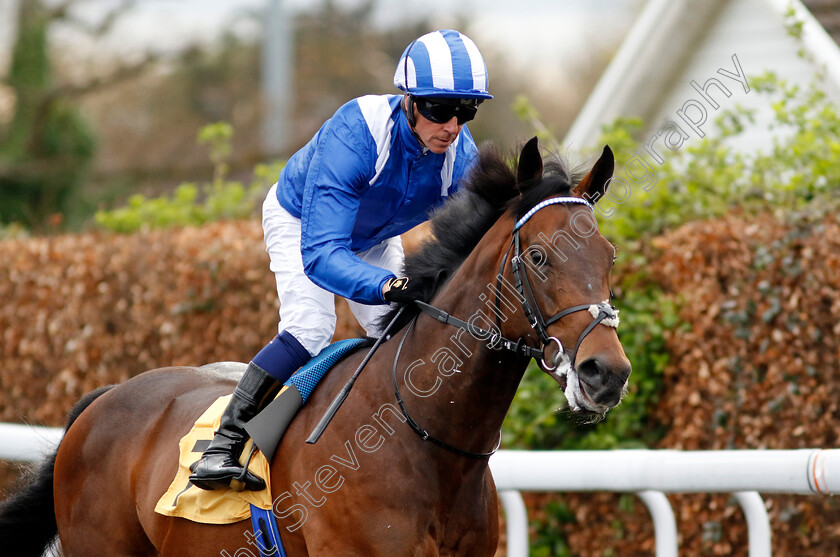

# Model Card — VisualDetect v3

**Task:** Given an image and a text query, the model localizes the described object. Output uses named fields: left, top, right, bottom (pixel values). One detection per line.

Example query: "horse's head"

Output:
left=384, top=137, right=631, bottom=421
left=505, top=137, right=631, bottom=420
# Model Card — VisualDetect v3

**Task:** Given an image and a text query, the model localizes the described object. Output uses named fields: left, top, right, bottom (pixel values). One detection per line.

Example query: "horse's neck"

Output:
left=393, top=224, right=530, bottom=456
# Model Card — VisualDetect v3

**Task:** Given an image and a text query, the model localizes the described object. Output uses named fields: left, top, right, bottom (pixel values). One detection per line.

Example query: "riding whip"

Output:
left=306, top=305, right=406, bottom=444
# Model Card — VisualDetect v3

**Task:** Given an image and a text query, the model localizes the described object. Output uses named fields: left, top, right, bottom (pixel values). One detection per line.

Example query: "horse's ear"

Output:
left=573, top=145, right=614, bottom=203
left=516, top=136, right=543, bottom=189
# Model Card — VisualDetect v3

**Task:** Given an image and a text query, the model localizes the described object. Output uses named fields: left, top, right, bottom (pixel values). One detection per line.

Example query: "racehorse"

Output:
left=0, top=137, right=630, bottom=556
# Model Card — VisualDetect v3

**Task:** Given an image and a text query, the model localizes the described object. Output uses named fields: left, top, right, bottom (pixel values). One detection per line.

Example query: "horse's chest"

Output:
left=436, top=526, right=497, bottom=557
left=434, top=495, right=498, bottom=555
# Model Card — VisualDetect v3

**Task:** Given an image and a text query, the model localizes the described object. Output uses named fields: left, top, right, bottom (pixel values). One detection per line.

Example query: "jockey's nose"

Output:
left=442, top=116, right=460, bottom=133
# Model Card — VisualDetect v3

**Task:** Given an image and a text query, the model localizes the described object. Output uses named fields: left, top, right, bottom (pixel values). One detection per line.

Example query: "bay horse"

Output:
left=0, top=137, right=630, bottom=556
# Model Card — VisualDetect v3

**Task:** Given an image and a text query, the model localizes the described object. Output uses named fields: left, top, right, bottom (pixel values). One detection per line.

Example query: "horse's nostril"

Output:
left=576, top=357, right=604, bottom=386
left=578, top=357, right=631, bottom=385
left=577, top=357, right=631, bottom=407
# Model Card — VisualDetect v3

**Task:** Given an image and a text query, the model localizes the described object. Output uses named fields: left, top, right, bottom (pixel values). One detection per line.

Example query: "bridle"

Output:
left=506, top=197, right=620, bottom=372
left=394, top=196, right=620, bottom=458
left=415, top=196, right=620, bottom=371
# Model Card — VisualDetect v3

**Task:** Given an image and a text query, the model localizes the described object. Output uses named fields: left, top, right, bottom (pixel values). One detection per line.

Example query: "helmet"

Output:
left=394, top=29, right=492, bottom=100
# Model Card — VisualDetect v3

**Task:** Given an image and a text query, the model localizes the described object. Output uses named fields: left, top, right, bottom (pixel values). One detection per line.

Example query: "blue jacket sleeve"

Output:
left=299, top=117, right=395, bottom=305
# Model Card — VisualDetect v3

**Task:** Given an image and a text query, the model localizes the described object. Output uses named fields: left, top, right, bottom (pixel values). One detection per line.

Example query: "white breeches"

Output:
left=262, top=184, right=405, bottom=356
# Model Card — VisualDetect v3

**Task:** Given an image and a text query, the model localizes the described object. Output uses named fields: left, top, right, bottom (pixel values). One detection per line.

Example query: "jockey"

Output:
left=189, top=29, right=492, bottom=491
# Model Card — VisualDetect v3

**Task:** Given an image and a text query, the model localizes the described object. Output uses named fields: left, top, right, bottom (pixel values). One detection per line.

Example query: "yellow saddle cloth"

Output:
left=155, top=395, right=273, bottom=524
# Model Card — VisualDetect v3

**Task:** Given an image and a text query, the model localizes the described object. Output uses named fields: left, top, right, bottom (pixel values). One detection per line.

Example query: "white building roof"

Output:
left=563, top=0, right=840, bottom=152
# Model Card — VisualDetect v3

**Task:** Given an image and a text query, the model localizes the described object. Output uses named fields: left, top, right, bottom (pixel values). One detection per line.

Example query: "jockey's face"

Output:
left=408, top=97, right=463, bottom=154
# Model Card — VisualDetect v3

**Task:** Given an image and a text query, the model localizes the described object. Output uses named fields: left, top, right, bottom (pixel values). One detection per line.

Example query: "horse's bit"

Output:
left=396, top=196, right=620, bottom=458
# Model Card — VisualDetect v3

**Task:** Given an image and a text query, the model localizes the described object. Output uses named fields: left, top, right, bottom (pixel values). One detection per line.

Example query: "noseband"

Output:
left=399, top=196, right=620, bottom=458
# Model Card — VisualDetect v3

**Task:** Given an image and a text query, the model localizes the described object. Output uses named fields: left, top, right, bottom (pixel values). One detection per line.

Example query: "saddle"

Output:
left=247, top=337, right=372, bottom=462
left=155, top=337, right=371, bottom=525
left=154, top=394, right=272, bottom=523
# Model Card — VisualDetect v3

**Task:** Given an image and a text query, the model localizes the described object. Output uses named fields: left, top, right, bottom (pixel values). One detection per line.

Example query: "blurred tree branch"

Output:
left=0, top=0, right=157, bottom=99
left=47, top=0, right=139, bottom=39
left=0, top=0, right=159, bottom=230
left=48, top=52, right=163, bottom=100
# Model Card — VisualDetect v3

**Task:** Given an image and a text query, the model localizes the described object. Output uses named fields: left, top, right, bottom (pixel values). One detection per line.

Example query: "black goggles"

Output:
left=413, top=96, right=482, bottom=125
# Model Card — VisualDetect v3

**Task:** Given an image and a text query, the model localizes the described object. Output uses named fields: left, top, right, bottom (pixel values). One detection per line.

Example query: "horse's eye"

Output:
left=530, top=251, right=547, bottom=266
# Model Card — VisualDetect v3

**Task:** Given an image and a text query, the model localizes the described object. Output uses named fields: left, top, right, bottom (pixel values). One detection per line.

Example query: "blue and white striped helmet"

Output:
left=394, top=29, right=492, bottom=100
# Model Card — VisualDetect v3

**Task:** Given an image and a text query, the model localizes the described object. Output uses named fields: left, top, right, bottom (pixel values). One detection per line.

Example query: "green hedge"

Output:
left=95, top=123, right=284, bottom=233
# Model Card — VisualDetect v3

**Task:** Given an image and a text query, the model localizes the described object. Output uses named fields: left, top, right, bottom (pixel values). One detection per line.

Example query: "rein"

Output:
left=393, top=196, right=620, bottom=458
left=414, top=300, right=544, bottom=359
left=392, top=319, right=502, bottom=459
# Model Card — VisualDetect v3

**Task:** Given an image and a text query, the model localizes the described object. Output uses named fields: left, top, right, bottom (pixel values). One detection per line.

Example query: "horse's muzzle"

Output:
left=546, top=354, right=631, bottom=418
left=576, top=355, right=631, bottom=408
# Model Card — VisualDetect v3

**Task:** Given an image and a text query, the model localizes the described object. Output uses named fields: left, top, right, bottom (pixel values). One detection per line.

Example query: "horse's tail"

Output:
left=0, top=385, right=115, bottom=556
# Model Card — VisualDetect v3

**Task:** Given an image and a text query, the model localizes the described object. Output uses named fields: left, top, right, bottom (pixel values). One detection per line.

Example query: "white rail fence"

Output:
left=491, top=449, right=839, bottom=557
left=2, top=424, right=838, bottom=556
left=0, top=423, right=63, bottom=462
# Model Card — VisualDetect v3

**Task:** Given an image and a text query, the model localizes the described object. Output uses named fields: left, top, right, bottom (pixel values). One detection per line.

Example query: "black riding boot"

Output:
left=189, top=362, right=280, bottom=491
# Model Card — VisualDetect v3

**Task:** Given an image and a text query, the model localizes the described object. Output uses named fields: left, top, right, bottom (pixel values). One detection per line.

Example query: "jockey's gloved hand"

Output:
left=382, top=277, right=421, bottom=304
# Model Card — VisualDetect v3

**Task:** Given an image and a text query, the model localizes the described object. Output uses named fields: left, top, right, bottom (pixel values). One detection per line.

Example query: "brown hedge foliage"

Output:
left=0, top=220, right=376, bottom=426
left=646, top=211, right=840, bottom=557
left=2, top=212, right=840, bottom=555
left=560, top=210, right=840, bottom=557
left=653, top=211, right=840, bottom=452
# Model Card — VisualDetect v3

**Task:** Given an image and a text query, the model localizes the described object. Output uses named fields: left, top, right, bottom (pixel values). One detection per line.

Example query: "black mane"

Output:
left=379, top=142, right=581, bottom=333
